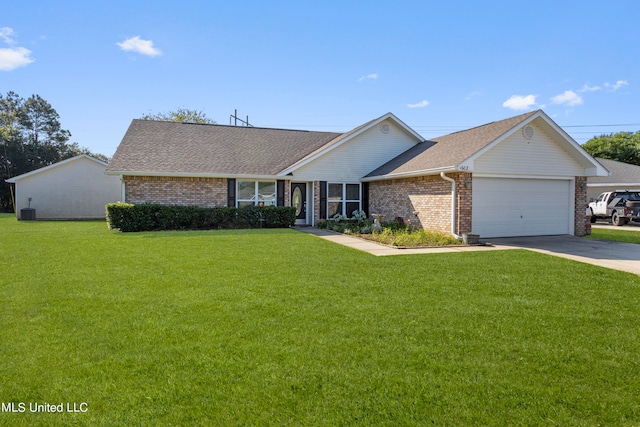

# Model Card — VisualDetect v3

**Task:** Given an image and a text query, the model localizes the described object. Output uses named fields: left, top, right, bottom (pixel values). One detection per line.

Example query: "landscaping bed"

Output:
left=318, top=214, right=462, bottom=248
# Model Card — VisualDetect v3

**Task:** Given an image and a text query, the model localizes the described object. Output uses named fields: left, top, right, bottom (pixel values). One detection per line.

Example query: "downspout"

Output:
left=440, top=172, right=460, bottom=239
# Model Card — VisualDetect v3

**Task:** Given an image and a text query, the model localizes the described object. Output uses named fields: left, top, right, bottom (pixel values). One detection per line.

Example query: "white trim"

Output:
left=6, top=155, right=108, bottom=183
left=120, top=174, right=126, bottom=202
left=473, top=172, right=577, bottom=180
left=440, top=172, right=460, bottom=239
left=361, top=166, right=458, bottom=182
left=236, top=179, right=277, bottom=207
left=311, top=181, right=316, bottom=227
left=106, top=170, right=284, bottom=180
left=587, top=183, right=640, bottom=187
left=326, top=182, right=362, bottom=218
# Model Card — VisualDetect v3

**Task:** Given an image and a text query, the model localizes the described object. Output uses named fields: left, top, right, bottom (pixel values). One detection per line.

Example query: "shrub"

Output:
left=106, top=203, right=296, bottom=232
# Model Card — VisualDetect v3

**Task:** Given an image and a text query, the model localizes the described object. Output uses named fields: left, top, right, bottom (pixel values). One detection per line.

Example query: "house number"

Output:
left=459, top=166, right=469, bottom=171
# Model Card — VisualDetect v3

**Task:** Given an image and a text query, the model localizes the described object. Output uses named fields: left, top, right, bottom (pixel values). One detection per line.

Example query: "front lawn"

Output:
left=586, top=226, right=640, bottom=244
left=1, top=214, right=640, bottom=426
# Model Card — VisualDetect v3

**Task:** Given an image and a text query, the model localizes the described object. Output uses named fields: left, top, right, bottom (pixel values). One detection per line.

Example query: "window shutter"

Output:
left=361, top=182, right=369, bottom=215
left=227, top=178, right=236, bottom=207
left=319, top=181, right=327, bottom=220
left=276, top=180, right=285, bottom=206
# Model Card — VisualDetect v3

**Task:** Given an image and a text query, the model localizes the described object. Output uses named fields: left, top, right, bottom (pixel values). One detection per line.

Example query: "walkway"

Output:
left=294, top=227, right=510, bottom=256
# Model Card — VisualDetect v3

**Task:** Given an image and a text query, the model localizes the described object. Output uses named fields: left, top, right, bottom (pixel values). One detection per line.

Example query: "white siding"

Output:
left=13, top=157, right=122, bottom=219
left=473, top=123, right=584, bottom=177
left=291, top=119, right=419, bottom=181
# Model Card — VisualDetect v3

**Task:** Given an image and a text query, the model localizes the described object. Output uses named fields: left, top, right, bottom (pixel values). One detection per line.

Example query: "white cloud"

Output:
left=407, top=100, right=430, bottom=108
left=358, top=73, right=377, bottom=82
left=0, top=27, right=34, bottom=71
left=578, top=84, right=601, bottom=93
left=502, top=95, right=537, bottom=110
left=0, top=27, right=15, bottom=44
left=465, top=91, right=481, bottom=101
left=0, top=47, right=34, bottom=71
left=551, top=90, right=583, bottom=106
left=116, top=36, right=162, bottom=57
left=605, top=80, right=628, bottom=91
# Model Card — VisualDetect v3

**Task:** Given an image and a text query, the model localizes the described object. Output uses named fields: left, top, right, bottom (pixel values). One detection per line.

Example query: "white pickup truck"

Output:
left=589, top=191, right=640, bottom=226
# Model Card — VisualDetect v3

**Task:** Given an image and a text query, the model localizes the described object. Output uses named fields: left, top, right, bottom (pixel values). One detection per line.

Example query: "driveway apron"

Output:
left=487, top=235, right=640, bottom=275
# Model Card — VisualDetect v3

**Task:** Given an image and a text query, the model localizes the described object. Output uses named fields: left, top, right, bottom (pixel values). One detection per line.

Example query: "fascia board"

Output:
left=361, top=166, right=458, bottom=182
left=6, top=154, right=107, bottom=183
left=105, top=170, right=285, bottom=180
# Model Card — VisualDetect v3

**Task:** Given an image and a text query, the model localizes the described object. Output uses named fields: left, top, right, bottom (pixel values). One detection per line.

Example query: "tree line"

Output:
left=0, top=91, right=107, bottom=211
left=582, top=131, right=640, bottom=166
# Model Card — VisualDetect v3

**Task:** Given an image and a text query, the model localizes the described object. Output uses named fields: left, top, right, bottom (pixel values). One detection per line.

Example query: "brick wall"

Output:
left=574, top=176, right=589, bottom=236
left=313, top=181, right=321, bottom=225
left=124, top=176, right=227, bottom=207
left=368, top=173, right=471, bottom=236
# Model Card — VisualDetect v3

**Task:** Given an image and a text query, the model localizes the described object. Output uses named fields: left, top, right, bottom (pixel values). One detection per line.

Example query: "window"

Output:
left=328, top=183, right=360, bottom=218
left=237, top=181, right=276, bottom=207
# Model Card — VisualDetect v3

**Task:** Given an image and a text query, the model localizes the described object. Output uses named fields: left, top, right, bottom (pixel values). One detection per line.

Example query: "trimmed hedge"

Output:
left=106, top=203, right=296, bottom=232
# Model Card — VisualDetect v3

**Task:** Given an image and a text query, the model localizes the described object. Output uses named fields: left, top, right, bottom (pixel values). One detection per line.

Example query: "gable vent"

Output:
left=522, top=125, right=534, bottom=140
left=380, top=123, right=390, bottom=134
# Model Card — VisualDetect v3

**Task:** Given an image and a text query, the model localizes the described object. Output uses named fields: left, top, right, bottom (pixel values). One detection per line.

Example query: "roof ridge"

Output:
left=432, top=110, right=538, bottom=140
left=131, top=118, right=340, bottom=134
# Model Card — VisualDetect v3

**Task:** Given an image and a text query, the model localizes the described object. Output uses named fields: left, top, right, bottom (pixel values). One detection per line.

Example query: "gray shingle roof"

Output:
left=106, top=120, right=342, bottom=176
left=365, top=111, right=537, bottom=178
left=590, top=158, right=640, bottom=184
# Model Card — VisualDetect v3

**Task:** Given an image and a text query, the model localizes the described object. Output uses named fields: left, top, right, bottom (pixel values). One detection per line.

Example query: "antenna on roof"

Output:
left=230, top=109, right=253, bottom=127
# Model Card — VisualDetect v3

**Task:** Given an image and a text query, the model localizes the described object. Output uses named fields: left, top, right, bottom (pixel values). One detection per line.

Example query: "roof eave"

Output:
left=362, top=166, right=459, bottom=182
left=104, top=170, right=286, bottom=180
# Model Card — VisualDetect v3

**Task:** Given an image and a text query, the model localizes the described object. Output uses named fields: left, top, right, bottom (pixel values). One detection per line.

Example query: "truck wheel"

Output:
left=590, top=215, right=597, bottom=224
left=612, top=211, right=623, bottom=226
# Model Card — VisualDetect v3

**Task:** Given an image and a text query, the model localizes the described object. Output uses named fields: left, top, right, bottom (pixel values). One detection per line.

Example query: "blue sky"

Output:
left=2, top=1, right=638, bottom=157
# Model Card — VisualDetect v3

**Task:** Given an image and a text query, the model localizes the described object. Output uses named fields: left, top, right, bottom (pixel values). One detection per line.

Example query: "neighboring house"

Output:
left=106, top=110, right=608, bottom=238
left=587, top=158, right=640, bottom=201
left=6, top=155, right=122, bottom=220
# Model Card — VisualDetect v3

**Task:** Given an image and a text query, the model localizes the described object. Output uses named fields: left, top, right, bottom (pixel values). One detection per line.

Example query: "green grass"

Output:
left=585, top=226, right=640, bottom=244
left=1, top=214, right=640, bottom=426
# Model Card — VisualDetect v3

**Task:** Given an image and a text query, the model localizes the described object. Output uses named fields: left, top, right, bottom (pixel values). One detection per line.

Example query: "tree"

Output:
left=583, top=131, right=640, bottom=166
left=0, top=91, right=107, bottom=211
left=140, top=108, right=216, bottom=124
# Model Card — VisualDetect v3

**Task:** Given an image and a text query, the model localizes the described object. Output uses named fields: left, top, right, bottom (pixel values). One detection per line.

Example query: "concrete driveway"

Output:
left=593, top=222, right=640, bottom=231
left=487, top=235, right=640, bottom=275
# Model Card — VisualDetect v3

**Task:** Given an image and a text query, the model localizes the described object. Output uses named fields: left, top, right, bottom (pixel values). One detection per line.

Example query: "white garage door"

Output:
left=472, top=178, right=572, bottom=238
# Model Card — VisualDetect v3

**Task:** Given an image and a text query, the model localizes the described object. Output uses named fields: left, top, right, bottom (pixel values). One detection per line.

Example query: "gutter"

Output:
left=440, top=172, right=460, bottom=239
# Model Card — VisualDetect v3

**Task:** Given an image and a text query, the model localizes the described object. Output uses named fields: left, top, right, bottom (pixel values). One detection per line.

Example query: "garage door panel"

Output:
left=473, top=178, right=571, bottom=238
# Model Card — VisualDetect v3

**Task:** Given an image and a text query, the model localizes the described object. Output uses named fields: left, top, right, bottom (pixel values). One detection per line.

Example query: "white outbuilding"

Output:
left=5, top=154, right=121, bottom=220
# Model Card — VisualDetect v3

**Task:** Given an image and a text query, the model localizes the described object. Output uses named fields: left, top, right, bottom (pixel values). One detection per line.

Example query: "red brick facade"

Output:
left=574, top=176, right=589, bottom=236
left=124, top=176, right=293, bottom=209
left=124, top=176, right=227, bottom=207
left=368, top=172, right=472, bottom=236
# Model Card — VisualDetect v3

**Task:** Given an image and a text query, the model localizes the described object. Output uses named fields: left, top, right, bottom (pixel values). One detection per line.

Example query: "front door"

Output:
left=291, top=183, right=307, bottom=224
